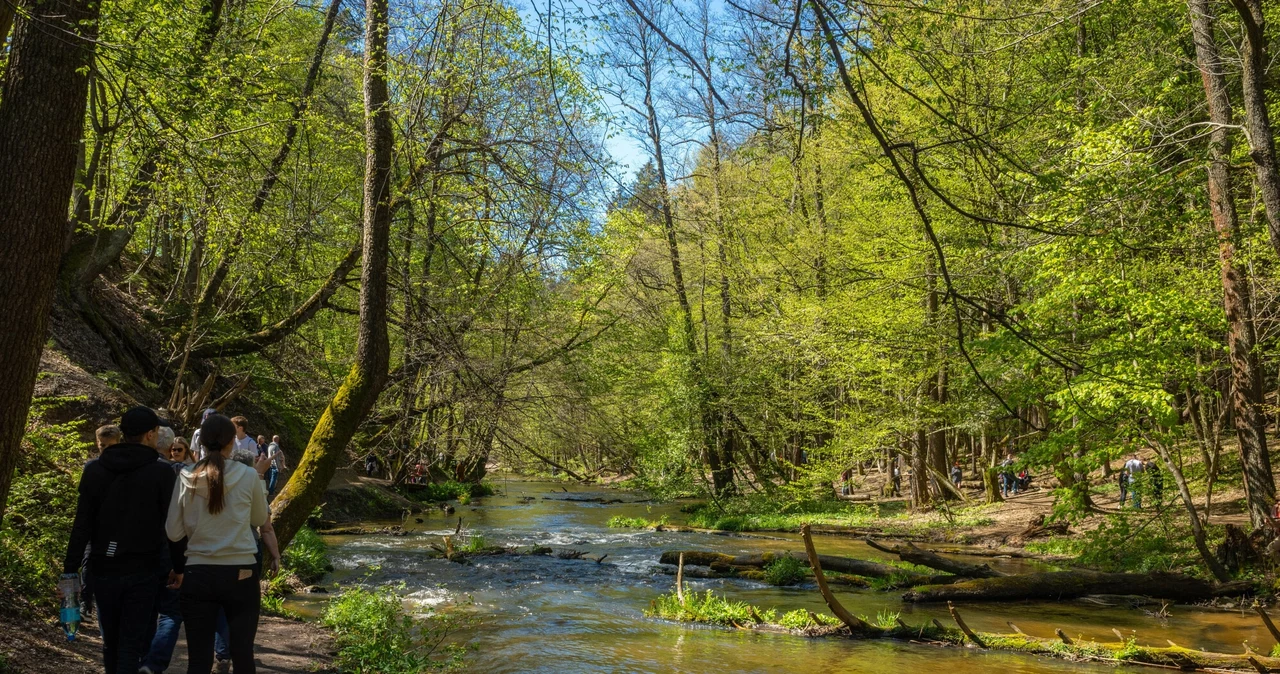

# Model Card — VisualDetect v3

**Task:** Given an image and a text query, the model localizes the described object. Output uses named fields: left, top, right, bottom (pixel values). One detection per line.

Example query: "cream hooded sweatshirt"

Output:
left=166, top=458, right=268, bottom=566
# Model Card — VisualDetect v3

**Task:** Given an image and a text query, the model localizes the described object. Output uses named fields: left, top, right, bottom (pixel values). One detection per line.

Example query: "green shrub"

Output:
left=282, top=526, right=333, bottom=584
left=762, top=555, right=808, bottom=586
left=401, top=481, right=494, bottom=503
left=260, top=593, right=299, bottom=619
left=1, top=407, right=87, bottom=607
left=322, top=585, right=466, bottom=673
left=1073, top=511, right=1198, bottom=573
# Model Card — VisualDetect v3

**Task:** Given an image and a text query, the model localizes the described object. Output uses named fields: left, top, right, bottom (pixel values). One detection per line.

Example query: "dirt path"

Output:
left=0, top=607, right=333, bottom=674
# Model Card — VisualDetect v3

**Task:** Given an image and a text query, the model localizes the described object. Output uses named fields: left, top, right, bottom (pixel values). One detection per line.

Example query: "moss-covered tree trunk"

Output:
left=270, top=0, right=392, bottom=551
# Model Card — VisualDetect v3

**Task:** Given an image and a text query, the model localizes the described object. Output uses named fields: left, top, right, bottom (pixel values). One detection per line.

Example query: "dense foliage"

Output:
left=7, top=0, right=1280, bottom=587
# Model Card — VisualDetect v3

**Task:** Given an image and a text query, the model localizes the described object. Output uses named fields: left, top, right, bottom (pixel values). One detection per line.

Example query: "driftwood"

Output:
left=655, top=564, right=870, bottom=587
left=902, top=570, right=1252, bottom=603
left=658, top=550, right=953, bottom=585
left=1017, top=514, right=1069, bottom=540
left=800, top=524, right=871, bottom=631
left=865, top=538, right=1005, bottom=578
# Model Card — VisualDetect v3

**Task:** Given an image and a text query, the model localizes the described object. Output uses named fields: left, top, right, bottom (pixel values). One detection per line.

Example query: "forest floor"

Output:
left=0, top=598, right=334, bottom=674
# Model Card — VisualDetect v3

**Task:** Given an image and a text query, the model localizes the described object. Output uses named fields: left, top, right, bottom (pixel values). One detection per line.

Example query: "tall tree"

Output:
left=0, top=0, right=103, bottom=522
left=270, top=0, right=393, bottom=549
left=1188, top=0, right=1274, bottom=529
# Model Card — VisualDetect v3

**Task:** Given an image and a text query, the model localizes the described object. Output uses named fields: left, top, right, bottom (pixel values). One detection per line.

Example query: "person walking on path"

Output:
left=167, top=414, right=269, bottom=674
left=1000, top=454, right=1019, bottom=497
left=950, top=462, right=963, bottom=487
left=140, top=427, right=186, bottom=674
left=231, top=416, right=258, bottom=457
left=94, top=425, right=121, bottom=458
left=191, top=409, right=217, bottom=461
left=169, top=438, right=196, bottom=466
left=1124, top=453, right=1145, bottom=509
left=62, top=407, right=186, bottom=674
left=266, top=436, right=287, bottom=498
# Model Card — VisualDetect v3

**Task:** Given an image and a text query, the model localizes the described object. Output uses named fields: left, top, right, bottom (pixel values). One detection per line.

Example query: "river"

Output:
left=289, top=479, right=1269, bottom=673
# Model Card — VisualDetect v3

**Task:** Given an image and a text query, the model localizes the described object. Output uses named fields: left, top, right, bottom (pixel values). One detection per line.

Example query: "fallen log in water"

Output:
left=648, top=527, right=1276, bottom=672
left=865, top=538, right=1005, bottom=578
left=657, top=611, right=1280, bottom=672
left=656, top=564, right=871, bottom=587
left=657, top=550, right=954, bottom=586
left=902, top=570, right=1252, bottom=603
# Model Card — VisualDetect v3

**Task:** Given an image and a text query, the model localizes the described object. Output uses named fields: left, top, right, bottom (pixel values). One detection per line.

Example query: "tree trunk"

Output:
left=1150, top=437, right=1231, bottom=581
left=902, top=570, right=1250, bottom=603
left=1189, top=0, right=1275, bottom=529
left=865, top=538, right=1005, bottom=578
left=0, top=0, right=102, bottom=523
left=1228, top=0, right=1280, bottom=258
left=270, top=0, right=393, bottom=551
left=633, top=20, right=722, bottom=494
left=912, top=422, right=931, bottom=507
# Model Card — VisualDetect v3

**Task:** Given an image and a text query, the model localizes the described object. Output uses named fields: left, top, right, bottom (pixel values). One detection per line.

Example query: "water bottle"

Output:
left=57, top=573, right=81, bottom=641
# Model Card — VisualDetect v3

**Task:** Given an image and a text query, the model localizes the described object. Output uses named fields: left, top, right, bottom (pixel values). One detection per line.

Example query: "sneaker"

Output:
left=138, top=667, right=156, bottom=674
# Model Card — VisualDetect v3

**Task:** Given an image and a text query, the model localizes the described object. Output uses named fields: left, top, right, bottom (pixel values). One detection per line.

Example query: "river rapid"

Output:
left=290, top=479, right=1270, bottom=673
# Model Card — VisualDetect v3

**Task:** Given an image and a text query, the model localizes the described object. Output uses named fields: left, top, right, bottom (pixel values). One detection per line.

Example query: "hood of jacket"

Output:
left=98, top=442, right=164, bottom=473
left=180, top=456, right=254, bottom=500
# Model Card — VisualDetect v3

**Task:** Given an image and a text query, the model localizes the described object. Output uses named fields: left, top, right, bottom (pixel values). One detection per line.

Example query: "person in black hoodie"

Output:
left=62, top=407, right=186, bottom=674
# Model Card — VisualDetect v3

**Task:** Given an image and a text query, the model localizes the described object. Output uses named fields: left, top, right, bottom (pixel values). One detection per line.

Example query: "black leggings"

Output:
left=180, top=564, right=260, bottom=674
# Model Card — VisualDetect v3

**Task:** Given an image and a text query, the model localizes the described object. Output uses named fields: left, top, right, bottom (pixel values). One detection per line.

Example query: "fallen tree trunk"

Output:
left=658, top=550, right=954, bottom=585
left=902, top=570, right=1252, bottom=603
left=866, top=538, right=1005, bottom=578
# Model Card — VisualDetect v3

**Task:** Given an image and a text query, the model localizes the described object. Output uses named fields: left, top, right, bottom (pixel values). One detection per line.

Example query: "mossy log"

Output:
left=663, top=600, right=1280, bottom=671
left=658, top=550, right=953, bottom=585
left=902, top=570, right=1252, bottom=603
left=866, top=538, right=1005, bottom=578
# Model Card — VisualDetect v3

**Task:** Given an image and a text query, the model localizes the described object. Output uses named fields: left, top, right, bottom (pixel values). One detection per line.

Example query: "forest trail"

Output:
left=0, top=607, right=333, bottom=674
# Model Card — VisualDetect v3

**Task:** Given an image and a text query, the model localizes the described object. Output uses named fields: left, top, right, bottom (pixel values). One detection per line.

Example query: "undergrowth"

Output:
left=322, top=584, right=467, bottom=673
left=282, top=526, right=333, bottom=584
left=762, top=555, right=808, bottom=586
left=401, top=481, right=495, bottom=503
left=1, top=400, right=87, bottom=609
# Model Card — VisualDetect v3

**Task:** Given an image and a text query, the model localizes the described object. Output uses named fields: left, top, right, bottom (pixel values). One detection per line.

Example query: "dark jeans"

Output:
left=142, top=584, right=182, bottom=673
left=180, top=565, right=260, bottom=674
left=267, top=466, right=279, bottom=497
left=94, top=569, right=160, bottom=674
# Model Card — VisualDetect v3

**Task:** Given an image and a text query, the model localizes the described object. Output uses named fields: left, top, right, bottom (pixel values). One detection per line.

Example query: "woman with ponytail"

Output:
left=166, top=414, right=269, bottom=673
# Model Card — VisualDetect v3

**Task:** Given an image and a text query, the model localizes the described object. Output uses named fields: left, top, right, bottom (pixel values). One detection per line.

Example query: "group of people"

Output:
left=999, top=454, right=1031, bottom=497
left=1118, top=453, right=1164, bottom=509
left=69, top=406, right=289, bottom=674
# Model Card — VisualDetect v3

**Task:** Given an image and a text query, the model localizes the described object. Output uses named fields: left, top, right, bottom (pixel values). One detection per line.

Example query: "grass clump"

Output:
left=873, top=609, right=900, bottom=629
left=457, top=534, right=490, bottom=553
left=322, top=585, right=466, bottom=673
left=777, top=609, right=840, bottom=629
left=646, top=590, right=776, bottom=626
left=606, top=515, right=668, bottom=528
left=762, top=555, right=808, bottom=586
left=282, top=526, right=333, bottom=584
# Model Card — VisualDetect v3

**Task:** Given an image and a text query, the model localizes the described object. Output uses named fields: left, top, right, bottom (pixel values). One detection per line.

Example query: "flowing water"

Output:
left=289, top=480, right=1270, bottom=673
